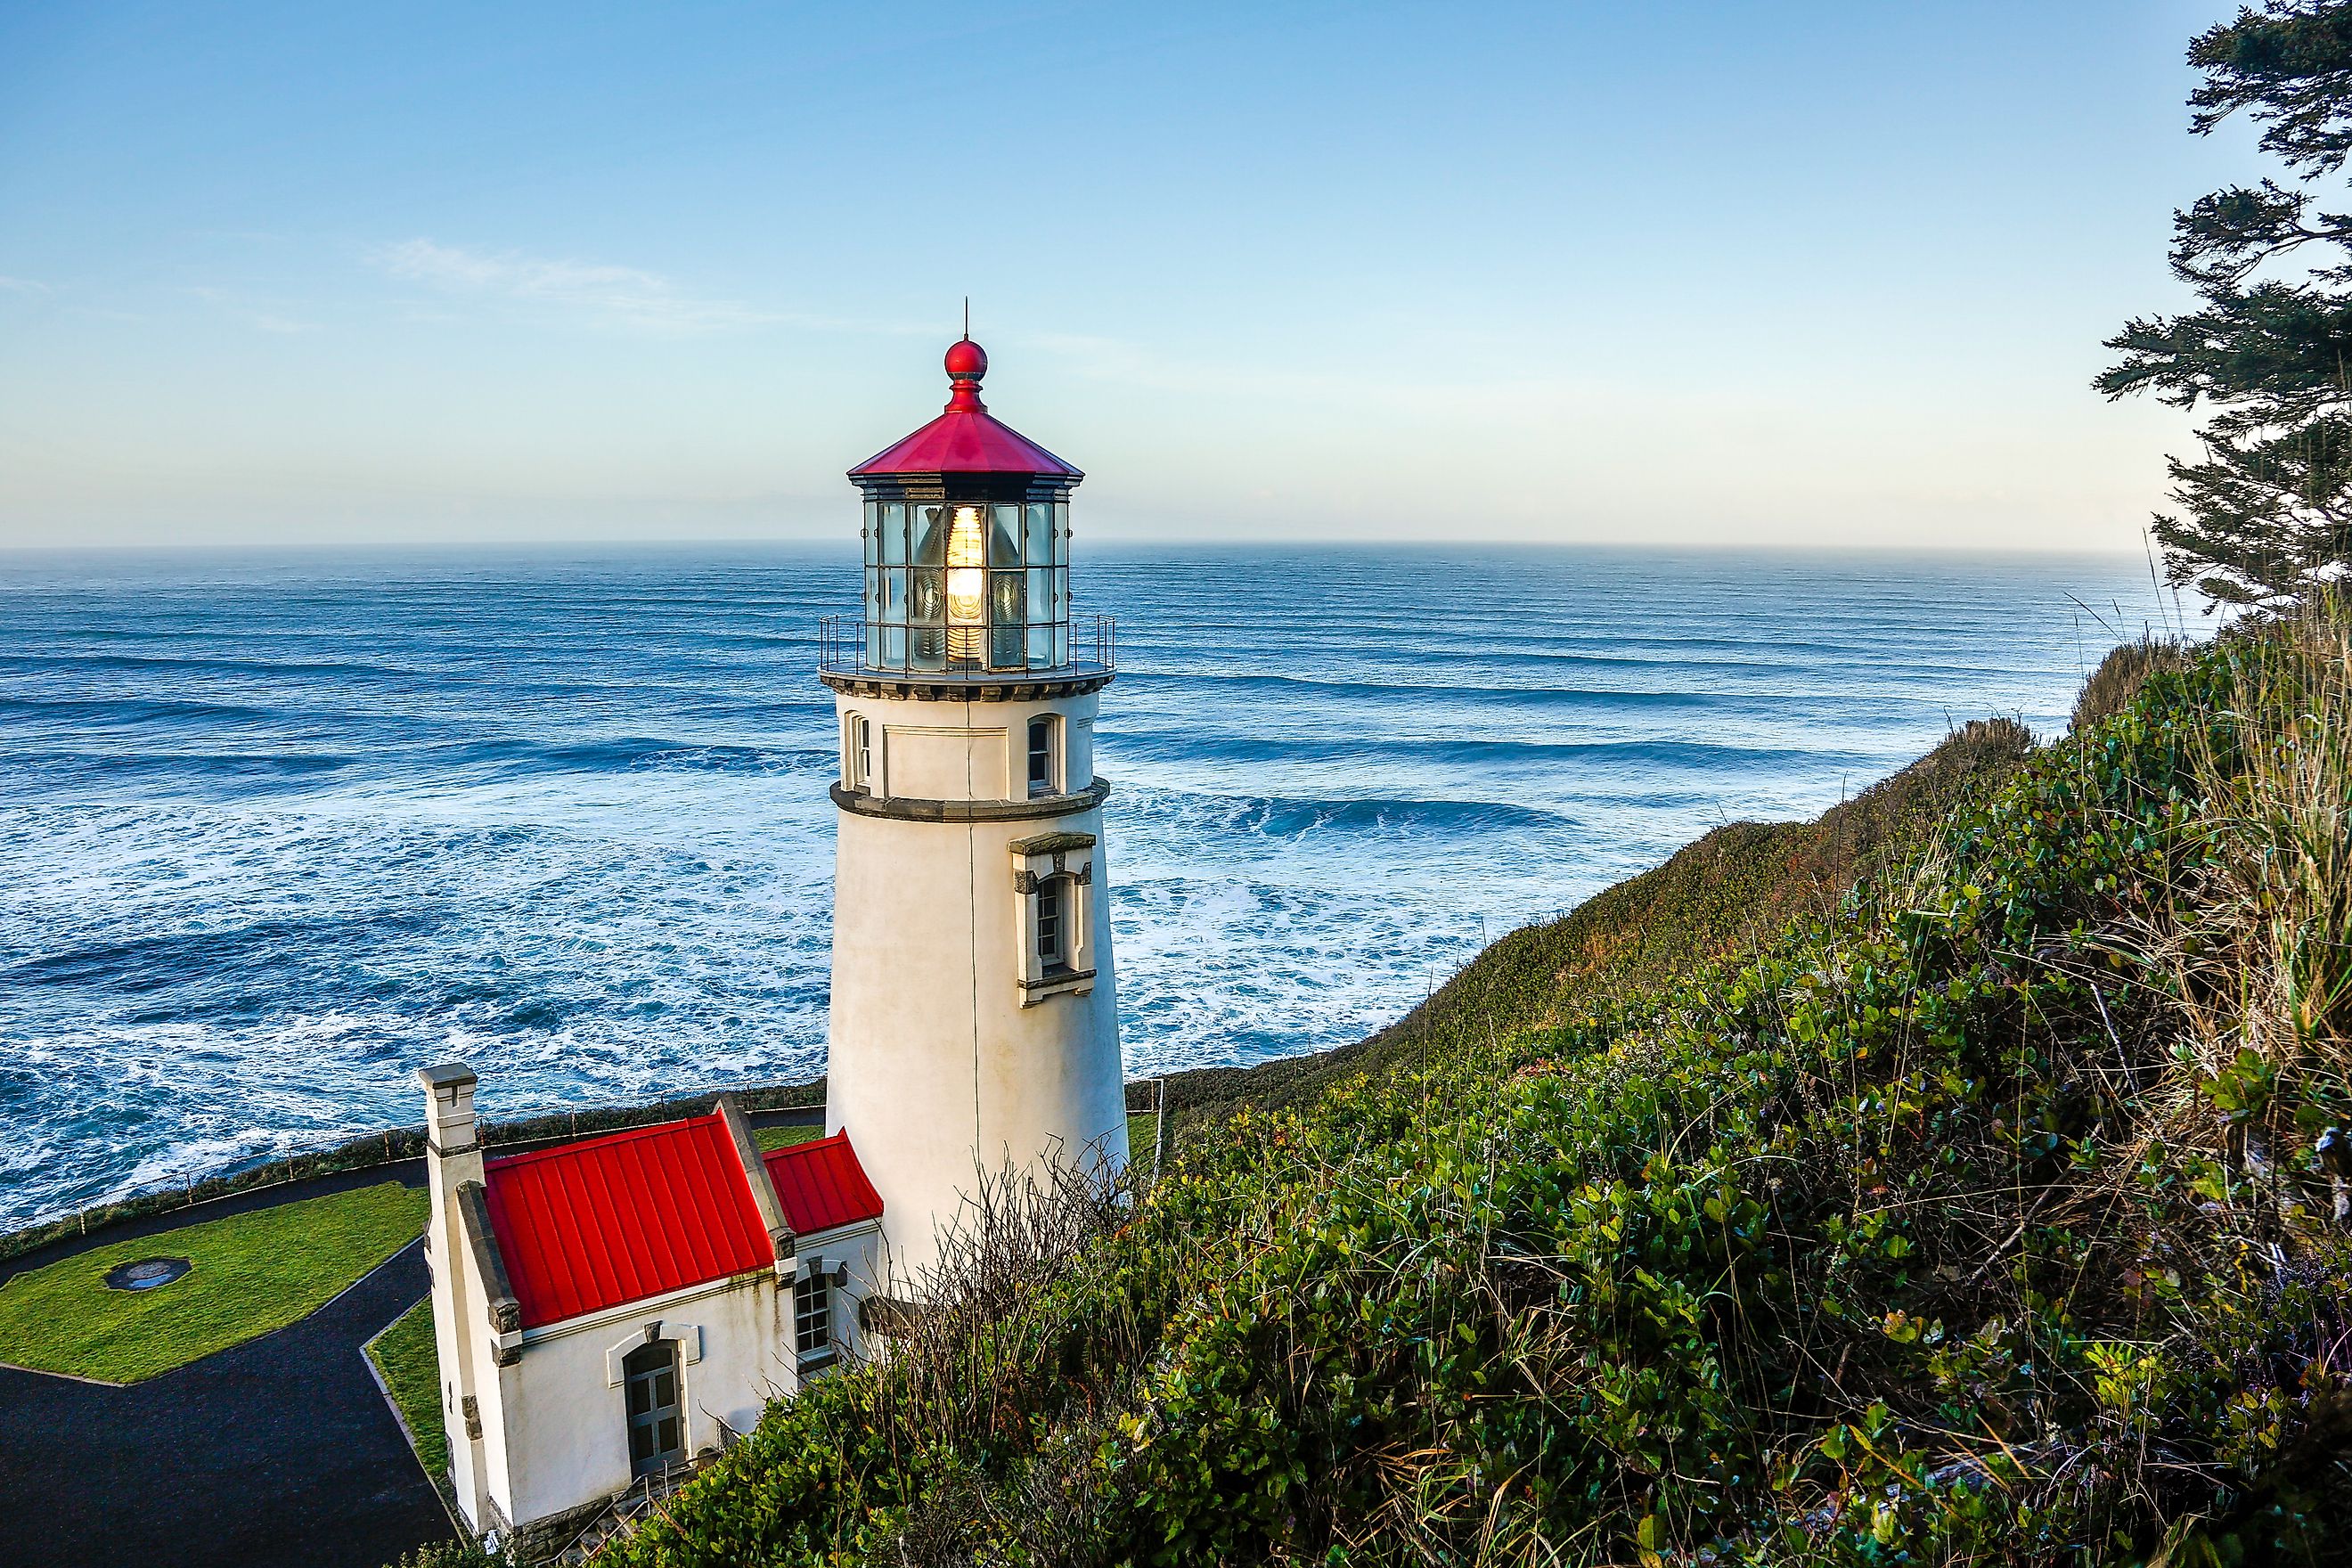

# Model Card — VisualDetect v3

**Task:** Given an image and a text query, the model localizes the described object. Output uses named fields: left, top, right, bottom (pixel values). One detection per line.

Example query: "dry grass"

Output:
left=2071, top=636, right=2194, bottom=733
left=2133, top=616, right=2352, bottom=1193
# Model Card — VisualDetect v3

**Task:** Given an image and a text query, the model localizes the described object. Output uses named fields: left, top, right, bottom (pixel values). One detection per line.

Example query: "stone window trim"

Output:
left=1010, top=832, right=1096, bottom=1004
left=603, top=1319, right=705, bottom=1388
left=796, top=1257, right=851, bottom=1372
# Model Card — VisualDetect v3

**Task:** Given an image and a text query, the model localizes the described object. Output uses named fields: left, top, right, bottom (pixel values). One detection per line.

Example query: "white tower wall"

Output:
left=825, top=683, right=1127, bottom=1283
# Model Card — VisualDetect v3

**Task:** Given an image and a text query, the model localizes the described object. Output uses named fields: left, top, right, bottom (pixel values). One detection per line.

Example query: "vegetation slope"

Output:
left=518, top=621, right=2348, bottom=1567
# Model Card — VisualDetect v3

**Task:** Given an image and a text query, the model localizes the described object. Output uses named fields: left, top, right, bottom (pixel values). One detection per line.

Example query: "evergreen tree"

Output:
left=2100, top=1, right=2352, bottom=610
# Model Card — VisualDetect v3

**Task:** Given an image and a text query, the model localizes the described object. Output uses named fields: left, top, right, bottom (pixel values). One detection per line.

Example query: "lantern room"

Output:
left=839, top=338, right=1098, bottom=676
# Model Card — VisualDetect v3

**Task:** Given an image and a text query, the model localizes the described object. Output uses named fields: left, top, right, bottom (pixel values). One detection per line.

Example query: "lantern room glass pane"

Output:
left=880, top=502, right=907, bottom=565
left=1027, top=624, right=1053, bottom=666
left=1024, top=503, right=1052, bottom=566
left=989, top=505, right=1021, bottom=568
left=910, top=568, right=944, bottom=625
left=864, top=568, right=886, bottom=623
left=1025, top=568, right=1050, bottom=624
left=911, top=625, right=946, bottom=670
left=882, top=568, right=907, bottom=623
left=1053, top=502, right=1069, bottom=566
left=913, top=506, right=949, bottom=567
left=883, top=625, right=907, bottom=666
left=865, top=622, right=884, bottom=666
left=862, top=502, right=879, bottom=566
left=1052, top=622, right=1069, bottom=666
left=989, top=570, right=1024, bottom=627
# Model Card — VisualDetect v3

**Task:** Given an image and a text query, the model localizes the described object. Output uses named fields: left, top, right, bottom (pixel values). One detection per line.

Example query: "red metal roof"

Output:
left=483, top=1113, right=774, bottom=1329
left=764, top=1131, right=886, bottom=1237
left=848, top=339, right=1082, bottom=481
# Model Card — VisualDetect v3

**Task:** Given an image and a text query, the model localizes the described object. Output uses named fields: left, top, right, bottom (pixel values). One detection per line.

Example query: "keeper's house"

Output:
left=416, top=1064, right=884, bottom=1537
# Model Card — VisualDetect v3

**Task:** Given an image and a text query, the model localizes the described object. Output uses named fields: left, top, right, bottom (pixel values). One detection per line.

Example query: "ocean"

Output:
left=0, top=543, right=2172, bottom=1229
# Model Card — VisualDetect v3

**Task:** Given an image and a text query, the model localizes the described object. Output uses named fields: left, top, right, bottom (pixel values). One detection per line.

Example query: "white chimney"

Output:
left=419, top=1061, right=479, bottom=1158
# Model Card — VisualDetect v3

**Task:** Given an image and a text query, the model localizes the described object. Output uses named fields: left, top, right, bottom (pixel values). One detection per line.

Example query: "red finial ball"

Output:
left=944, top=338, right=987, bottom=379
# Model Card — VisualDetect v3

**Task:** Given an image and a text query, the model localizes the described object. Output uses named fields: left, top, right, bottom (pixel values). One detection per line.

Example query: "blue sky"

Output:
left=0, top=1, right=2251, bottom=551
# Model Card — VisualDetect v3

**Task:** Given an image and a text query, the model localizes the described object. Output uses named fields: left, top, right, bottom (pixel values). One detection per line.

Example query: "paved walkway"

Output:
left=0, top=1106, right=824, bottom=1568
left=0, top=1238, right=452, bottom=1568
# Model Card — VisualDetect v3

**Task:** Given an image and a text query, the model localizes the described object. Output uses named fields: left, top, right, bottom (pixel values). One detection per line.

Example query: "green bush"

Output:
left=584, top=626, right=2352, bottom=1565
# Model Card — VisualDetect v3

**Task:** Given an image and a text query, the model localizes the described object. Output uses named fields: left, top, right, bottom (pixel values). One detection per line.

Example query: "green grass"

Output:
left=755, top=1123, right=824, bottom=1152
left=368, top=1296, right=452, bottom=1491
left=1124, top=1112, right=1157, bottom=1162
left=0, top=1181, right=427, bottom=1383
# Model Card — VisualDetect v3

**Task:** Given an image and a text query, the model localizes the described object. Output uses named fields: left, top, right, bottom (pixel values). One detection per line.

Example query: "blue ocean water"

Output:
left=0, top=543, right=2171, bottom=1229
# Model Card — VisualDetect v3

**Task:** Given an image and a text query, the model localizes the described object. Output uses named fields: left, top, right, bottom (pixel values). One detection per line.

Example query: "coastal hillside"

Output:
left=1156, top=710, right=2038, bottom=1124
left=541, top=620, right=2347, bottom=1566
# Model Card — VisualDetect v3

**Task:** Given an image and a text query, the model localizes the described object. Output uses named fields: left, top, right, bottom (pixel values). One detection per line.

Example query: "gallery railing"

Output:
left=819, top=612, right=1115, bottom=681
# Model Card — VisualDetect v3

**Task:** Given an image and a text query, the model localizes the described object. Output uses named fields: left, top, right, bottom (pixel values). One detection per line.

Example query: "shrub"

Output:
left=2070, top=634, right=2193, bottom=732
left=587, top=623, right=2352, bottom=1566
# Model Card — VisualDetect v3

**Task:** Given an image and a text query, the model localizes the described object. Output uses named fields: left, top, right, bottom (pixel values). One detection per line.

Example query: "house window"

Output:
left=622, top=1340, right=684, bottom=1478
left=795, top=1270, right=832, bottom=1360
left=1035, top=876, right=1069, bottom=974
left=1026, top=715, right=1058, bottom=797
left=845, top=714, right=873, bottom=791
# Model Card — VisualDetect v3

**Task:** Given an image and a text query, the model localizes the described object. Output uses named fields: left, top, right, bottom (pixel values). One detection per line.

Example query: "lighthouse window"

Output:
left=845, top=714, right=873, bottom=790
left=1035, top=877, right=1067, bottom=972
left=1026, top=715, right=1059, bottom=797
left=794, top=1270, right=831, bottom=1358
left=879, top=502, right=908, bottom=566
left=991, top=574, right=1025, bottom=667
left=990, top=504, right=1022, bottom=568
left=912, top=505, right=949, bottom=567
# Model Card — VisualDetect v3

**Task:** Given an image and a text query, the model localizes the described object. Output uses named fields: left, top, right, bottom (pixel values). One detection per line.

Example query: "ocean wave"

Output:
left=1105, top=731, right=1832, bottom=772
left=1143, top=792, right=1570, bottom=837
left=1, top=750, right=367, bottom=786
left=0, top=543, right=2158, bottom=1229
left=1122, top=669, right=1739, bottom=710
left=0, top=651, right=421, bottom=681
left=0, top=909, right=450, bottom=996
left=437, top=737, right=835, bottom=776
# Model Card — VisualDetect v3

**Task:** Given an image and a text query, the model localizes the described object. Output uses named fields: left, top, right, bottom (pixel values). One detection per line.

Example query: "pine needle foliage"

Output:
left=2098, top=2, right=2352, bottom=611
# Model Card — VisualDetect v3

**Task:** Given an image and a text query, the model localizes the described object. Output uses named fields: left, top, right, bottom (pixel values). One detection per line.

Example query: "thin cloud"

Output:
left=375, top=239, right=785, bottom=335
left=184, top=285, right=319, bottom=334
left=0, top=275, right=51, bottom=295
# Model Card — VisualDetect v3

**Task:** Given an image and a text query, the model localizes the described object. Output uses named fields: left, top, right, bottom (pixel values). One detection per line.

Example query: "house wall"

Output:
left=460, top=1227, right=519, bottom=1529
left=828, top=686, right=1128, bottom=1285
left=493, top=1270, right=784, bottom=1528
left=479, top=1221, right=886, bottom=1531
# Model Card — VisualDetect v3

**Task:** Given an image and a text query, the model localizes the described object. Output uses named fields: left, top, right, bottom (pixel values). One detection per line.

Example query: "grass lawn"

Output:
left=0, top=1181, right=427, bottom=1384
left=367, top=1296, right=451, bottom=1493
left=755, top=1123, right=824, bottom=1152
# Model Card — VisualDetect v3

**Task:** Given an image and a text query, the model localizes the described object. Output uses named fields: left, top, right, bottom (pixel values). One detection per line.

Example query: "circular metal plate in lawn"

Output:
left=105, top=1256, right=192, bottom=1292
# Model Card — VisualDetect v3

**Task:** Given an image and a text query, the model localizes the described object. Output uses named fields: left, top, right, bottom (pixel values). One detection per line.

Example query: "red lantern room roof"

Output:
left=848, top=338, right=1082, bottom=482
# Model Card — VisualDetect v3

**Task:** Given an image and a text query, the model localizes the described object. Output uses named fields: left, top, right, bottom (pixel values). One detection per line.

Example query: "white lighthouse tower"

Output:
left=821, top=336, right=1127, bottom=1281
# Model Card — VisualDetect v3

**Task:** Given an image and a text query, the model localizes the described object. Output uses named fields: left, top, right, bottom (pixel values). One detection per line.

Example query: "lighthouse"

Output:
left=821, top=337, right=1127, bottom=1282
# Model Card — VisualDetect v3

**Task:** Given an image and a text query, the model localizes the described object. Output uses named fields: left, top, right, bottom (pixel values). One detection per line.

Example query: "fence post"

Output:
left=1151, top=1075, right=1170, bottom=1185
